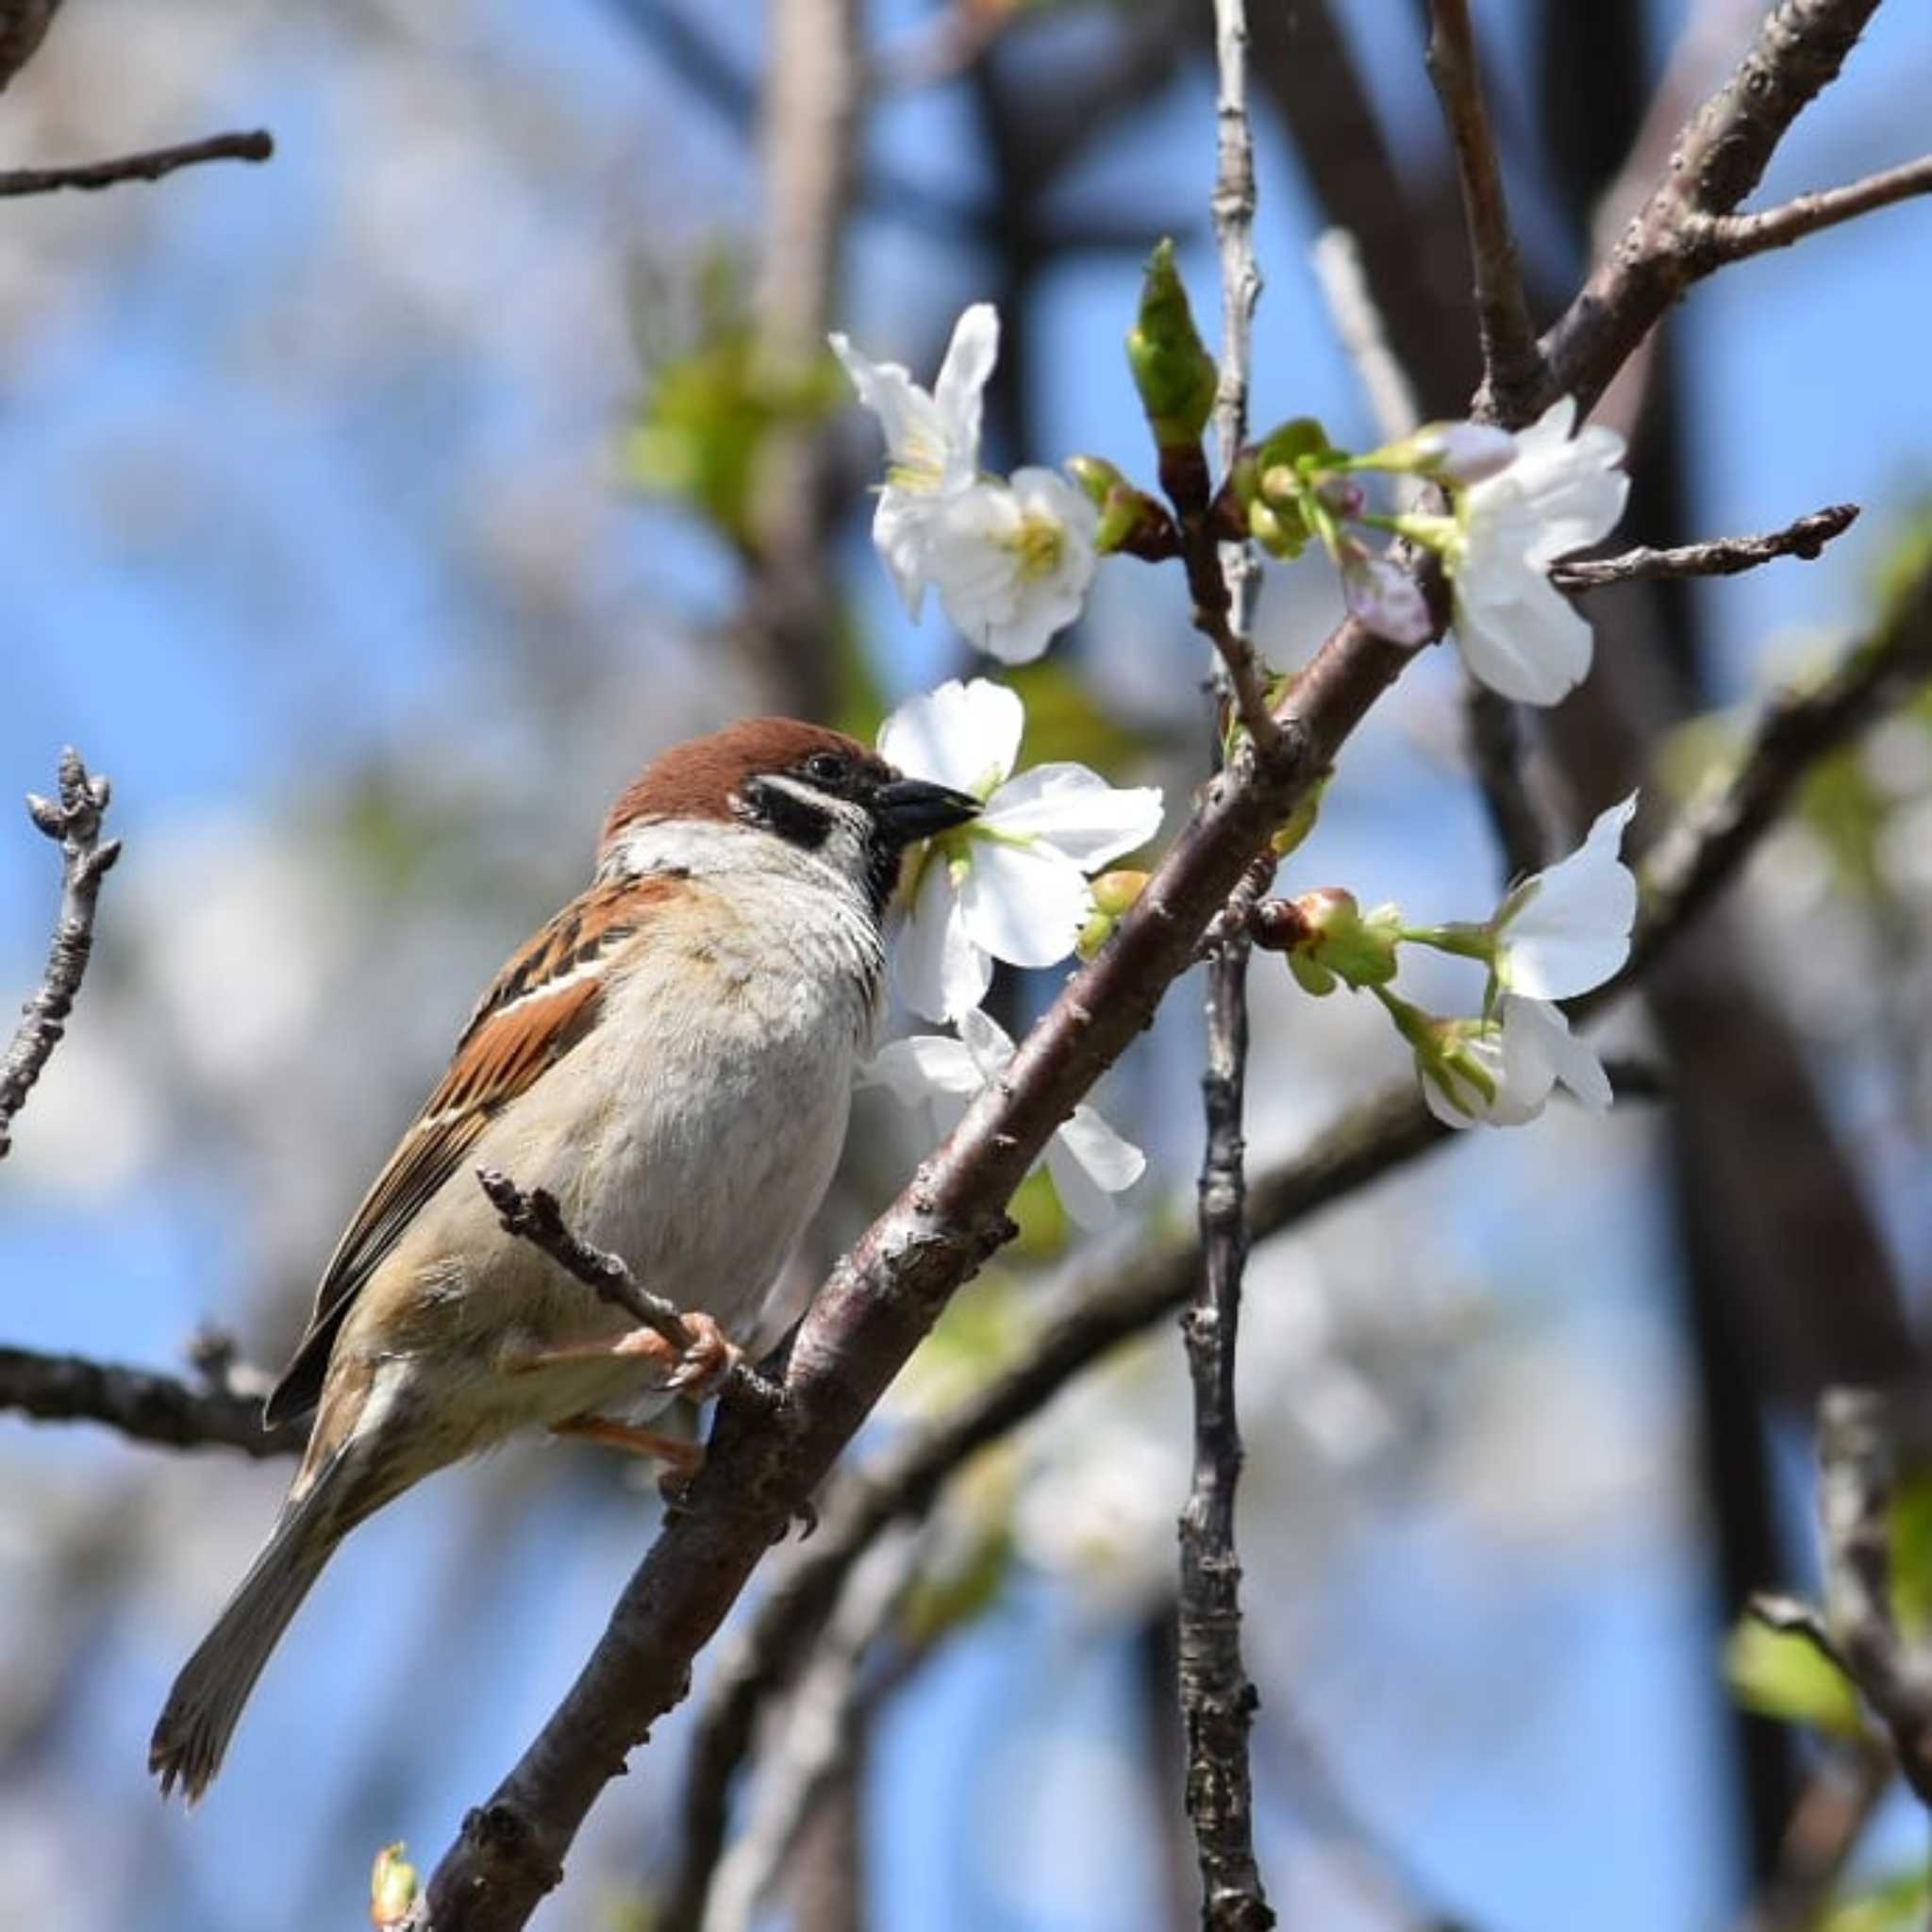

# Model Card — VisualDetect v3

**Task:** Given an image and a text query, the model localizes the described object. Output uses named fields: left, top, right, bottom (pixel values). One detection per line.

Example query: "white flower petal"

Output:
left=895, top=849, right=991, bottom=1023
left=873, top=489, right=932, bottom=618
left=878, top=677, right=1024, bottom=796
left=861, top=1034, right=981, bottom=1104
left=1058, top=1103, right=1147, bottom=1195
left=958, top=837, right=1092, bottom=969
left=1484, top=397, right=1628, bottom=564
left=1452, top=574, right=1594, bottom=706
left=933, top=304, right=998, bottom=478
left=1498, top=793, right=1638, bottom=999
left=828, top=334, right=936, bottom=472
left=979, top=764, right=1163, bottom=869
left=1046, top=1134, right=1120, bottom=1231
left=1503, top=996, right=1613, bottom=1112
left=956, top=1004, right=1017, bottom=1079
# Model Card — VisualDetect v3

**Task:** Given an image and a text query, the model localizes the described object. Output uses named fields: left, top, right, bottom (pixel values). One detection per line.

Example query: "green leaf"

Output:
left=1891, top=1472, right=1932, bottom=1638
left=1819, top=1869, right=1932, bottom=1932
left=899, top=1521, right=1016, bottom=1649
left=1724, top=1615, right=1866, bottom=1738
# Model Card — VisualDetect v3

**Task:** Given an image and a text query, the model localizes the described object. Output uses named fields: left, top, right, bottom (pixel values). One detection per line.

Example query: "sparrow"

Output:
left=149, top=719, right=979, bottom=1802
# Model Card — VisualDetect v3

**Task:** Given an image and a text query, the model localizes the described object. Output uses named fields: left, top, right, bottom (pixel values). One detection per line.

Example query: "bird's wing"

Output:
left=262, top=873, right=673, bottom=1425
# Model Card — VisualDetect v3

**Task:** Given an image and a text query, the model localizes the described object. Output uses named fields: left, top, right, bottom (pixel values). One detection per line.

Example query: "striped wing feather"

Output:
left=262, top=877, right=658, bottom=1424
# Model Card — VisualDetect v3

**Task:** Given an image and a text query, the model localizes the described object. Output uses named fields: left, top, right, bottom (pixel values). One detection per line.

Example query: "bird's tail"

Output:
left=149, top=1455, right=358, bottom=1804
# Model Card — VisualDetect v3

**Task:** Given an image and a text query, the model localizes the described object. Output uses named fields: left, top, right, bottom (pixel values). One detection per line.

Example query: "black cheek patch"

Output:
left=741, top=778, right=832, bottom=851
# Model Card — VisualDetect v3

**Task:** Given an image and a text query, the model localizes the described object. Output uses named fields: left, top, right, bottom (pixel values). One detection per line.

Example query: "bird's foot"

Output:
left=659, top=1310, right=743, bottom=1401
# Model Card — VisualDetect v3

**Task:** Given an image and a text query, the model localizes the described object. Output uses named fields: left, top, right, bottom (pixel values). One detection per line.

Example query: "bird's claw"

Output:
left=663, top=1311, right=742, bottom=1400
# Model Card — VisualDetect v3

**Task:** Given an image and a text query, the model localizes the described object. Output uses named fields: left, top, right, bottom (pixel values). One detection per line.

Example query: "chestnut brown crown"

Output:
left=598, top=718, right=979, bottom=906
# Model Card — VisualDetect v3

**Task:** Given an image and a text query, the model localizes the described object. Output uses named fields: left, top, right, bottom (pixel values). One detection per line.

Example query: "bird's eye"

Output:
left=805, top=752, right=850, bottom=786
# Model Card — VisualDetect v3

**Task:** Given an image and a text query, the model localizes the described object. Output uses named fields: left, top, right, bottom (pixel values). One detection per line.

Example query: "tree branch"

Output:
left=1536, top=0, right=1890, bottom=423
left=1552, top=503, right=1859, bottom=591
left=0, top=1344, right=300, bottom=1457
left=1584, top=547, right=1932, bottom=1014
left=0, top=749, right=121, bottom=1159
left=1424, top=0, right=1542, bottom=418
left=1693, top=151, right=1932, bottom=265
left=694, top=1525, right=923, bottom=1932
left=475, top=1171, right=780, bottom=1411
left=0, top=130, right=273, bottom=199
left=1174, top=4, right=1276, bottom=1910
left=1815, top=1389, right=1932, bottom=1807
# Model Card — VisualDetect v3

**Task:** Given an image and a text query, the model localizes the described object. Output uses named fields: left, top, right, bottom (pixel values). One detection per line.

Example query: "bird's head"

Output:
left=599, top=718, right=981, bottom=912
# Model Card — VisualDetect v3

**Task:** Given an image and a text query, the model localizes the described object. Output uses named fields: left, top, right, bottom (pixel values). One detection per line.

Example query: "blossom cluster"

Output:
left=832, top=300, right=1630, bottom=707
left=828, top=292, right=1641, bottom=1225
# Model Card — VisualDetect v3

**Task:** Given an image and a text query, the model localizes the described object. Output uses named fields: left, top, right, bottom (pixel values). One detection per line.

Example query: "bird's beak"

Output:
left=874, top=776, right=982, bottom=842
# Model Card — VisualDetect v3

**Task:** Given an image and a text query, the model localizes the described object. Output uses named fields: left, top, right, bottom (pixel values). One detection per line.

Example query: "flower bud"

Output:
left=1091, top=869, right=1150, bottom=917
left=1412, top=421, right=1517, bottom=485
left=1075, top=909, right=1116, bottom=961
left=1351, top=420, right=1518, bottom=485
left=1246, top=497, right=1307, bottom=560
left=1313, top=474, right=1366, bottom=521
left=1125, top=240, right=1219, bottom=451
left=1257, top=416, right=1330, bottom=462
left=371, top=1843, right=419, bottom=1929
left=1066, top=454, right=1129, bottom=509
left=1288, top=950, right=1338, bottom=997
left=1292, top=887, right=1402, bottom=989
left=1339, top=539, right=1432, bottom=645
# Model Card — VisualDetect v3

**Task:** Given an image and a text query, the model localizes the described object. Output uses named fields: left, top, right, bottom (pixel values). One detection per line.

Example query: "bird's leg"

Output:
left=501, top=1310, right=744, bottom=1401
left=551, top=1413, right=705, bottom=1480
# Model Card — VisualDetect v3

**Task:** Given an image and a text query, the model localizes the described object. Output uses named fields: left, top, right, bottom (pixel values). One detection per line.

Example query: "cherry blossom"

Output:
left=880, top=678, right=1163, bottom=1023
left=1491, top=793, right=1640, bottom=999
left=1442, top=395, right=1629, bottom=705
left=831, top=307, right=1098, bottom=662
left=864, top=1007, right=1147, bottom=1229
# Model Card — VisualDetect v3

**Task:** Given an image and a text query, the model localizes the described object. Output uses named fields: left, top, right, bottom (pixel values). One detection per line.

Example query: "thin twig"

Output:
left=696, top=1525, right=924, bottom=1932
left=1191, top=0, right=1274, bottom=759
left=474, top=1171, right=782, bottom=1413
left=0, top=749, right=121, bottom=1159
left=1731, top=1741, right=1894, bottom=1932
left=1308, top=227, right=1420, bottom=454
left=0, top=1344, right=300, bottom=1456
left=1179, top=5, right=1275, bottom=1924
left=1181, top=918, right=1274, bottom=1932
left=1584, top=549, right=1932, bottom=1015
left=1423, top=0, right=1542, bottom=418
left=1553, top=503, right=1859, bottom=591
left=1816, top=1389, right=1932, bottom=1807
left=1693, top=152, right=1932, bottom=265
left=0, top=130, right=273, bottom=199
